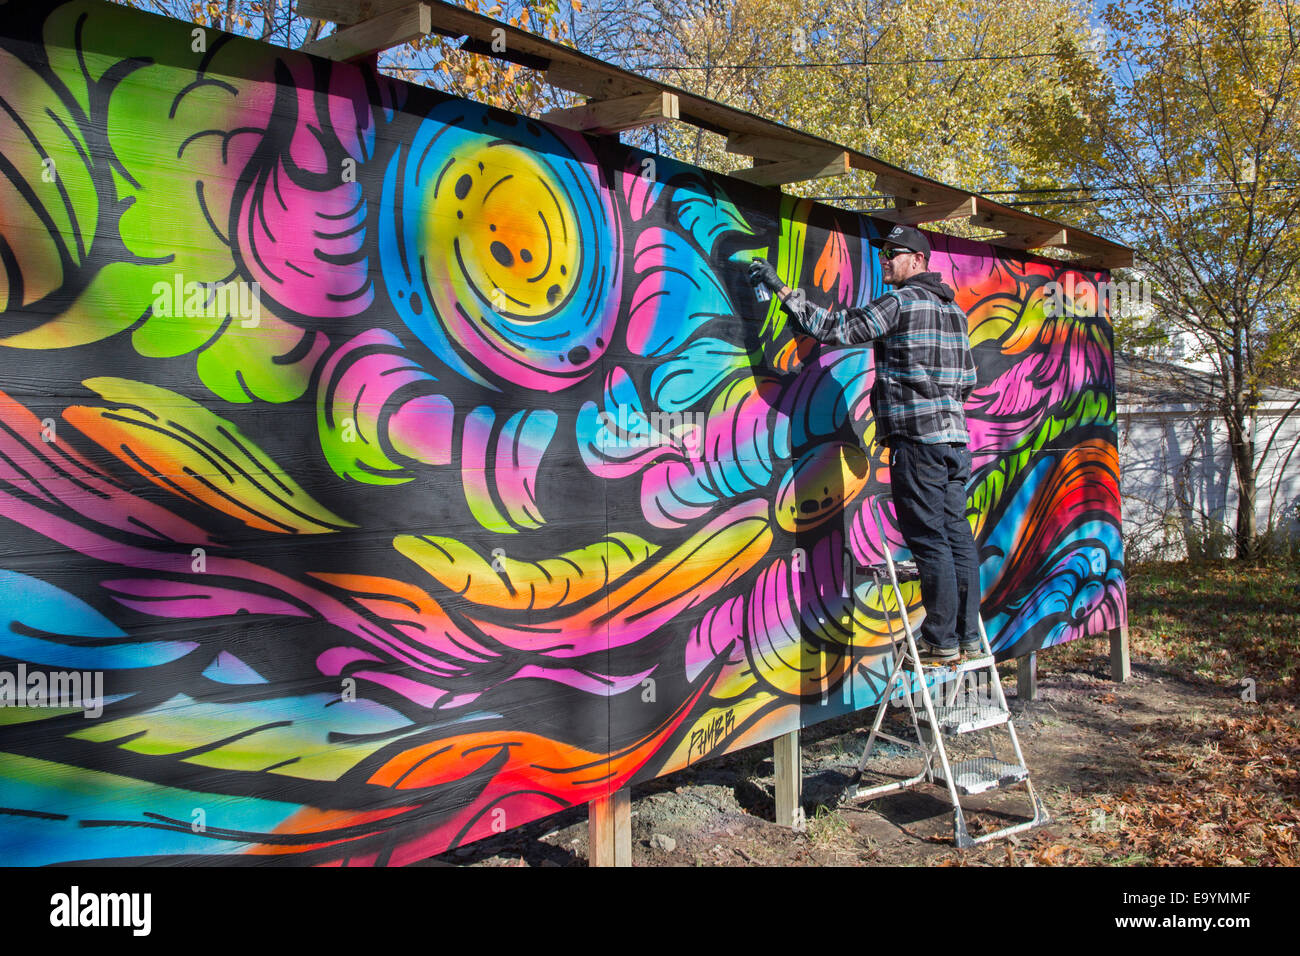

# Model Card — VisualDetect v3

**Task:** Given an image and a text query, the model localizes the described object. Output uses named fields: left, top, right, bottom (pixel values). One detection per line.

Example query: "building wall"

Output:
left=1119, top=405, right=1300, bottom=561
left=0, top=0, right=1125, bottom=863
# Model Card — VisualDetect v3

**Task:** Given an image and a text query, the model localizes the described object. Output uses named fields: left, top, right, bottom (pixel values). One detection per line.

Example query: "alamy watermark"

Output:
left=50, top=886, right=150, bottom=936
left=151, top=275, right=262, bottom=327
left=889, top=670, right=998, bottom=713
left=1043, top=275, right=1152, bottom=320
left=0, top=664, right=103, bottom=718
left=596, top=405, right=706, bottom=451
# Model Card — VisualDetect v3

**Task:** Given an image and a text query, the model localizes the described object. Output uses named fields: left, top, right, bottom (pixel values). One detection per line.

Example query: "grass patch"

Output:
left=1126, top=560, right=1300, bottom=696
left=806, top=804, right=850, bottom=846
left=1039, top=560, right=1300, bottom=698
left=1019, top=560, right=1300, bottom=866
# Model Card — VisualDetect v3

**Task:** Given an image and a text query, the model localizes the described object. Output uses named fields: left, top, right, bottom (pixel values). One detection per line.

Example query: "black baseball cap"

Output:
left=868, top=223, right=931, bottom=257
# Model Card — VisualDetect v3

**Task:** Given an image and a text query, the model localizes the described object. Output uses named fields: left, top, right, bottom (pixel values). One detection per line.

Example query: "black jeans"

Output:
left=888, top=439, right=981, bottom=650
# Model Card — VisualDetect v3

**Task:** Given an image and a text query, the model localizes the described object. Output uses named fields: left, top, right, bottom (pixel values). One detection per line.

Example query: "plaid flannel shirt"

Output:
left=785, top=276, right=978, bottom=446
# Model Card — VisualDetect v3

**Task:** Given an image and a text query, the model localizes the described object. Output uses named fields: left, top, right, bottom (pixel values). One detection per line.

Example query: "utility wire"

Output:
left=1006, top=183, right=1300, bottom=206
left=637, top=33, right=1298, bottom=71
left=645, top=51, right=1064, bottom=69
left=805, top=181, right=1300, bottom=202
left=983, top=179, right=1300, bottom=195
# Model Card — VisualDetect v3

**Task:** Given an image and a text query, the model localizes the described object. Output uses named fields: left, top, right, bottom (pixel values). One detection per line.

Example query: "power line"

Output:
left=642, top=51, right=1063, bottom=69
left=635, top=33, right=1298, bottom=72
left=983, top=180, right=1300, bottom=196
left=805, top=181, right=1300, bottom=204
left=1007, top=182, right=1300, bottom=207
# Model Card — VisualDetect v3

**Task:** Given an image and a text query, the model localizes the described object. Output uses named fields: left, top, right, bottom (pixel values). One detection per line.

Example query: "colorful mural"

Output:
left=0, top=1, right=1125, bottom=865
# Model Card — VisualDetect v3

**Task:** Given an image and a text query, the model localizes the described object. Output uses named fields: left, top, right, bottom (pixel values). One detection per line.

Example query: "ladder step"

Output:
left=918, top=701, right=1010, bottom=734
left=851, top=494, right=1048, bottom=848
left=903, top=652, right=994, bottom=674
left=955, top=653, right=994, bottom=673
left=862, top=561, right=920, bottom=582
left=935, top=757, right=1028, bottom=795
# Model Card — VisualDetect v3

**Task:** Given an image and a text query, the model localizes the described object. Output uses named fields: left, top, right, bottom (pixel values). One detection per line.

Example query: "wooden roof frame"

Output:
left=299, top=0, right=1132, bottom=269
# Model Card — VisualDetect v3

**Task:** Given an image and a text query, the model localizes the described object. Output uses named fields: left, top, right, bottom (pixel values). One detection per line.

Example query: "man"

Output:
left=748, top=224, right=980, bottom=664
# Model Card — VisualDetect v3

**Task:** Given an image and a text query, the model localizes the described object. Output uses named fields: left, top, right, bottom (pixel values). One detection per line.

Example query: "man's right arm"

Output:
left=782, top=294, right=898, bottom=346
left=747, top=257, right=898, bottom=345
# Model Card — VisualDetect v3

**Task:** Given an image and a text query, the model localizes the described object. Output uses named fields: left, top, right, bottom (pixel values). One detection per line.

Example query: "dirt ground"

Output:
left=427, top=633, right=1295, bottom=866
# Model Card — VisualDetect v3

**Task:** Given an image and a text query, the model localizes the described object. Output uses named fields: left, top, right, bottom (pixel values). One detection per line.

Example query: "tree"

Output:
left=392, top=0, right=578, bottom=115
left=109, top=1, right=291, bottom=41
left=578, top=0, right=1104, bottom=211
left=1065, top=0, right=1300, bottom=559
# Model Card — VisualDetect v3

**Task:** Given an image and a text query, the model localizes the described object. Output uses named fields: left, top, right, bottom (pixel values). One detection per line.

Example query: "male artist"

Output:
left=748, top=224, right=980, bottom=663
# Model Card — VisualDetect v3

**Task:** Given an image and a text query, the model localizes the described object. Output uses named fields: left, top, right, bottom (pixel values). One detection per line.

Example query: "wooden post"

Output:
left=1109, top=625, right=1131, bottom=683
left=1017, top=651, right=1038, bottom=701
left=773, top=729, right=801, bottom=829
left=300, top=2, right=432, bottom=61
left=588, top=787, right=631, bottom=867
left=541, top=91, right=678, bottom=134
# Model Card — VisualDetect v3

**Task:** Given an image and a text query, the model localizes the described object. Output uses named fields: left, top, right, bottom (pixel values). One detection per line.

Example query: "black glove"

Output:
left=747, top=258, right=782, bottom=292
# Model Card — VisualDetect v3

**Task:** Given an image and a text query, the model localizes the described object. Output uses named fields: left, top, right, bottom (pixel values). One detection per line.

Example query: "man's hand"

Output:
left=747, top=258, right=783, bottom=292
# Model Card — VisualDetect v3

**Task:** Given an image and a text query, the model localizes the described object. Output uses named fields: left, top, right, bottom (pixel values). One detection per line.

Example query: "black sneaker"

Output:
left=914, top=636, right=959, bottom=664
left=959, top=638, right=984, bottom=655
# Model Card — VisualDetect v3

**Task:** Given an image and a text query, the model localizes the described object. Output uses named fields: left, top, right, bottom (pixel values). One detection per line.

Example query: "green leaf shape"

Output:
left=395, top=531, right=659, bottom=611
left=6, top=1, right=274, bottom=353
left=70, top=692, right=422, bottom=782
left=0, top=46, right=98, bottom=318
left=197, top=315, right=329, bottom=405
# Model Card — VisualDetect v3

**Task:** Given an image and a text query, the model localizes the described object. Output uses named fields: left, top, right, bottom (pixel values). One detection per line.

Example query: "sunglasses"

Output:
left=879, top=247, right=916, bottom=261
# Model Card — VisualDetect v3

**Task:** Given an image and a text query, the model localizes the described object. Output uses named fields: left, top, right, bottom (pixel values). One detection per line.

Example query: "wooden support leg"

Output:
left=588, top=787, right=631, bottom=867
left=1109, top=625, right=1131, bottom=683
left=773, top=729, right=802, bottom=829
left=1018, top=651, right=1038, bottom=701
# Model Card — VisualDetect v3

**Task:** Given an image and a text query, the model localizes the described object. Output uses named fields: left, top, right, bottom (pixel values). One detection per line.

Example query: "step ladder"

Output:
left=842, top=497, right=1048, bottom=848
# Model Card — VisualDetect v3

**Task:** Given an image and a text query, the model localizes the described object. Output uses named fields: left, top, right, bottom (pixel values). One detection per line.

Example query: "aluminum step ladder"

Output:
left=842, top=497, right=1048, bottom=848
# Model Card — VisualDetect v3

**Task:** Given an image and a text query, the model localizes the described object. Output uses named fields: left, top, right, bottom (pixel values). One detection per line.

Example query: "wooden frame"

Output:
left=541, top=91, right=679, bottom=135
left=773, top=730, right=801, bottom=829
left=863, top=196, right=979, bottom=226
left=301, top=2, right=431, bottom=62
left=297, top=0, right=1132, bottom=267
left=588, top=788, right=631, bottom=867
left=733, top=150, right=851, bottom=187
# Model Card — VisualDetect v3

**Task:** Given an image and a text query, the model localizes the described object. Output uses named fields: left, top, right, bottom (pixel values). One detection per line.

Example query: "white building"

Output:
left=1116, top=354, right=1300, bottom=561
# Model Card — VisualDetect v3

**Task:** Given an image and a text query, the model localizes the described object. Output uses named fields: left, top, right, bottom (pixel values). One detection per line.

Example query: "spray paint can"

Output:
left=752, top=275, right=771, bottom=303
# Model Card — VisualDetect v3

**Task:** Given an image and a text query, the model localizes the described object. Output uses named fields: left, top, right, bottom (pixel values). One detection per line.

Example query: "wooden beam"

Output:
left=773, top=729, right=802, bottom=829
left=870, top=196, right=978, bottom=226
left=1018, top=651, right=1038, bottom=701
left=1071, top=245, right=1135, bottom=270
left=541, top=91, right=678, bottom=134
left=726, top=131, right=824, bottom=164
left=546, top=62, right=649, bottom=100
left=732, top=150, right=850, bottom=187
left=588, top=787, right=631, bottom=866
left=301, top=2, right=430, bottom=61
left=870, top=169, right=965, bottom=205
left=975, top=210, right=1071, bottom=244
left=987, top=228, right=1071, bottom=251
left=1109, top=626, right=1131, bottom=682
